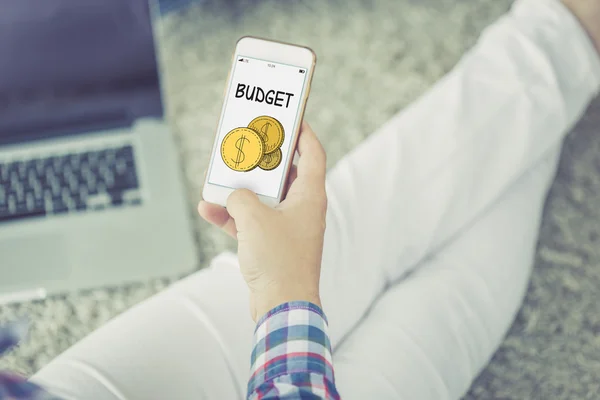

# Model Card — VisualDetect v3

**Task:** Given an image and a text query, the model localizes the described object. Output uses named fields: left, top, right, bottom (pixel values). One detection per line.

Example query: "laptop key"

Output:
left=15, top=186, right=25, bottom=203
left=50, top=180, right=61, bottom=197
left=117, top=146, right=134, bottom=159
left=69, top=154, right=81, bottom=169
left=108, top=191, right=124, bottom=206
left=25, top=193, right=35, bottom=210
left=14, top=161, right=26, bottom=179
left=52, top=200, right=69, bottom=214
left=25, top=164, right=36, bottom=181
left=15, top=201, right=30, bottom=215
left=52, top=155, right=67, bottom=171
left=7, top=194, right=16, bottom=213
left=122, top=189, right=142, bottom=205
left=34, top=159, right=45, bottom=176
left=0, top=164, right=8, bottom=182
left=6, top=163, right=17, bottom=179
left=34, top=198, right=45, bottom=211
left=71, top=193, right=86, bottom=211
left=114, top=168, right=139, bottom=189
left=86, top=193, right=111, bottom=210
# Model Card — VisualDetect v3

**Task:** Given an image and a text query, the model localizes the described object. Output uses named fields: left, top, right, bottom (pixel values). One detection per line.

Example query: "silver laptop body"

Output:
left=0, top=0, right=197, bottom=303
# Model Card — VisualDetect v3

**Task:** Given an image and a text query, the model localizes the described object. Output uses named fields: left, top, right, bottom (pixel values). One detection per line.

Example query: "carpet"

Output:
left=2, top=0, right=600, bottom=398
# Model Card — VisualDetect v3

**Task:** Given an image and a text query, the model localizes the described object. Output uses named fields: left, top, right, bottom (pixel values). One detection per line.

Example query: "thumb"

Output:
left=226, top=189, right=265, bottom=230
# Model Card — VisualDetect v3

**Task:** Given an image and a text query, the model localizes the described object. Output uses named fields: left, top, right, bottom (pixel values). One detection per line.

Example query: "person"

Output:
left=1, top=0, right=600, bottom=398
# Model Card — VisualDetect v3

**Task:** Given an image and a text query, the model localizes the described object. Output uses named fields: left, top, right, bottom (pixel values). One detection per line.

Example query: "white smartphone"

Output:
left=202, top=36, right=316, bottom=207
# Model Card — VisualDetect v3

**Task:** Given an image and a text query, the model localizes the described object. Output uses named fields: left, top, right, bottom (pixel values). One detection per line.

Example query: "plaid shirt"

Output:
left=248, top=302, right=340, bottom=399
left=1, top=302, right=340, bottom=400
left=0, top=321, right=58, bottom=400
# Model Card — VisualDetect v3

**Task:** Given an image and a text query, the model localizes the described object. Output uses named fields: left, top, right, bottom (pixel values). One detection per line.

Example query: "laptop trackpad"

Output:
left=1, top=234, right=70, bottom=288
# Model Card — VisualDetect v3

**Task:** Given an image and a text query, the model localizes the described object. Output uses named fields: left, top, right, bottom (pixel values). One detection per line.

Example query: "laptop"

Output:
left=0, top=0, right=197, bottom=303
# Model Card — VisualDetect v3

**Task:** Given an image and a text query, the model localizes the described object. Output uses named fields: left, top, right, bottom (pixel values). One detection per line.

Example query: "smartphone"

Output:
left=202, top=36, right=316, bottom=207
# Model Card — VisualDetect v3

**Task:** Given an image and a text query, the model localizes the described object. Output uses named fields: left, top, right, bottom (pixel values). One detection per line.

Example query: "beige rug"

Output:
left=2, top=0, right=600, bottom=398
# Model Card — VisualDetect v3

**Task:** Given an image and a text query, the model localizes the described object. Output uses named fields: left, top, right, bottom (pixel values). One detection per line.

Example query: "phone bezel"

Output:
left=202, top=36, right=316, bottom=208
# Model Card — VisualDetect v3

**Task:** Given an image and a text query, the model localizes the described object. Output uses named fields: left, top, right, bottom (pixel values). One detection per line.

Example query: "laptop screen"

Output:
left=0, top=0, right=164, bottom=145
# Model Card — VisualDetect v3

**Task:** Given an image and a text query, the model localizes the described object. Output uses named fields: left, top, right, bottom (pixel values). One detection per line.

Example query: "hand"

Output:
left=199, top=122, right=327, bottom=322
left=562, top=0, right=600, bottom=55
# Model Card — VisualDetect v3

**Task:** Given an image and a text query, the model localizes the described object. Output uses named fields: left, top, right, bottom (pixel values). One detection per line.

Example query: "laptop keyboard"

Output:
left=0, top=145, right=142, bottom=223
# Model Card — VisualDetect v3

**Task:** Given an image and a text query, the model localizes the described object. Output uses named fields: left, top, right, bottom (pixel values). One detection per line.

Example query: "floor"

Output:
left=1, top=0, right=600, bottom=398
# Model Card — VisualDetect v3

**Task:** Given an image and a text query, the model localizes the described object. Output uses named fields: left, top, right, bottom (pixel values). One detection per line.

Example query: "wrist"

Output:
left=252, top=288, right=322, bottom=322
left=562, top=0, right=600, bottom=55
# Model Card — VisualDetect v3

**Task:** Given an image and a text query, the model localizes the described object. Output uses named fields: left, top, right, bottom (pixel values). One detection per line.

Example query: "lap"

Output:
left=32, top=253, right=253, bottom=400
left=333, top=147, right=560, bottom=400
left=32, top=146, right=560, bottom=400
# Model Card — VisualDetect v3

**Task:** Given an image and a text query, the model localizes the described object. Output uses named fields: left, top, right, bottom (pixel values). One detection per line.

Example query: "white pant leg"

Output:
left=31, top=253, right=254, bottom=400
left=31, top=0, right=600, bottom=399
left=320, top=0, right=600, bottom=344
left=333, top=145, right=561, bottom=400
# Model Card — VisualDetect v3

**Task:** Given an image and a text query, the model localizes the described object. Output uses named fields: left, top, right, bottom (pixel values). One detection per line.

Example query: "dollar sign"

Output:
left=232, top=135, right=249, bottom=167
left=260, top=122, right=271, bottom=143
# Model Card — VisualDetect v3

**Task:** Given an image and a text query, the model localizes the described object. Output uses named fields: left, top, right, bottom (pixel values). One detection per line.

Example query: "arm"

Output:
left=248, top=302, right=339, bottom=400
left=562, top=0, right=600, bottom=55
left=199, top=123, right=340, bottom=399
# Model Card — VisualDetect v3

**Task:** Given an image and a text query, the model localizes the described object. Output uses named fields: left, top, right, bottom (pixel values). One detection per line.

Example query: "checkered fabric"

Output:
left=248, top=302, right=340, bottom=400
left=0, top=321, right=60, bottom=400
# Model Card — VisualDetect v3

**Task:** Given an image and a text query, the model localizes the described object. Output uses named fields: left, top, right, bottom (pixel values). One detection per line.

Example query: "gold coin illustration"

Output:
left=248, top=116, right=285, bottom=154
left=220, top=127, right=264, bottom=172
left=259, top=148, right=283, bottom=171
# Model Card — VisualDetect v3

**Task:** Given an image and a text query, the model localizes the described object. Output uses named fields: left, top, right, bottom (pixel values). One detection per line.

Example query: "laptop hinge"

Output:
left=0, top=93, right=135, bottom=146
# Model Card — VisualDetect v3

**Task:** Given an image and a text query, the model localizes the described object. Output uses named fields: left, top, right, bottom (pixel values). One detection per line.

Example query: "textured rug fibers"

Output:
left=2, top=1, right=600, bottom=398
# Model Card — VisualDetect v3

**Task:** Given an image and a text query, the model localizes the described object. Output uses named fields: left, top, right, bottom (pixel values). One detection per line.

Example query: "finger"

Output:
left=198, top=201, right=237, bottom=238
left=296, top=122, right=326, bottom=182
left=226, top=189, right=265, bottom=229
left=293, top=122, right=326, bottom=194
left=287, top=164, right=298, bottom=187
left=279, top=164, right=299, bottom=202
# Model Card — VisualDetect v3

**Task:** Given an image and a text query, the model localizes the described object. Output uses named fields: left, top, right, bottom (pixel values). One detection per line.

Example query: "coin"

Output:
left=248, top=116, right=285, bottom=154
left=220, top=127, right=264, bottom=172
left=259, top=148, right=283, bottom=171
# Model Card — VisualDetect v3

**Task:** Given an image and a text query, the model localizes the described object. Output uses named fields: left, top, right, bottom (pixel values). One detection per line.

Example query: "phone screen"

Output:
left=207, top=55, right=309, bottom=198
